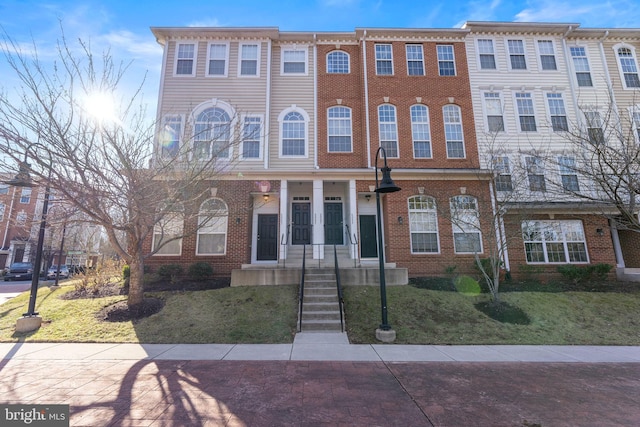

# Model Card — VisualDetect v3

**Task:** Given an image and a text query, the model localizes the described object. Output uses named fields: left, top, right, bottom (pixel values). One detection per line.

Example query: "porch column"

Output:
left=348, top=179, right=358, bottom=260
left=279, top=180, right=288, bottom=261
left=312, top=180, right=324, bottom=259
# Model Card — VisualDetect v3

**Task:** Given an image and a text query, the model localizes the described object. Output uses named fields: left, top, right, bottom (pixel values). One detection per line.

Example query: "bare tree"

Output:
left=0, top=28, right=246, bottom=312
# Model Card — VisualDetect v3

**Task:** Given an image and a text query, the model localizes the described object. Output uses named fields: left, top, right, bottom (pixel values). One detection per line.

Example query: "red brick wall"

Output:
left=616, top=229, right=640, bottom=268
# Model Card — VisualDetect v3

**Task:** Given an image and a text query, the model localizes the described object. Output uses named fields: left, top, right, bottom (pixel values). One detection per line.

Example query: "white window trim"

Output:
left=326, top=50, right=351, bottom=74
left=443, top=104, right=466, bottom=159
left=436, top=44, right=456, bottom=76
left=327, top=106, right=353, bottom=153
left=522, top=220, right=589, bottom=264
left=523, top=155, right=546, bottom=193
left=568, top=44, right=594, bottom=87
left=159, top=114, right=184, bottom=159
left=189, top=99, right=237, bottom=161
left=375, top=43, right=394, bottom=76
left=514, top=92, right=538, bottom=133
left=408, top=195, right=441, bottom=254
left=613, top=43, right=640, bottom=90
left=174, top=41, right=198, bottom=77
left=450, top=195, right=483, bottom=255
left=238, top=42, right=261, bottom=78
left=205, top=41, right=230, bottom=77
left=152, top=208, right=184, bottom=257
left=278, top=105, right=309, bottom=158
left=0, top=202, right=5, bottom=222
left=280, top=45, right=309, bottom=76
left=405, top=44, right=425, bottom=76
left=535, top=39, right=558, bottom=71
left=505, top=38, right=527, bottom=71
left=544, top=91, right=568, bottom=133
left=378, top=104, right=399, bottom=158
left=482, top=91, right=506, bottom=133
left=240, top=113, right=264, bottom=161
left=196, top=198, right=228, bottom=256
left=476, top=38, right=497, bottom=71
left=629, top=105, right=640, bottom=144
left=410, top=104, right=432, bottom=159
left=19, top=188, right=31, bottom=204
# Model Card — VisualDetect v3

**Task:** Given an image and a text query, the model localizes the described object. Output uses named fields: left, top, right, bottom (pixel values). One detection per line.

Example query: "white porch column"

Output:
left=348, top=179, right=359, bottom=260
left=313, top=180, right=324, bottom=259
left=279, top=180, right=288, bottom=261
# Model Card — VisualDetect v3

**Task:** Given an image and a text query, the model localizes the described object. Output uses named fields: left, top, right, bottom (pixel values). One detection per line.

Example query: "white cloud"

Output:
left=514, top=0, right=640, bottom=27
left=188, top=18, right=224, bottom=28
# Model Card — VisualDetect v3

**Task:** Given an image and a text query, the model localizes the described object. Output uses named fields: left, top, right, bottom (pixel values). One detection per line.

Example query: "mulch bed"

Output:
left=95, top=297, right=165, bottom=323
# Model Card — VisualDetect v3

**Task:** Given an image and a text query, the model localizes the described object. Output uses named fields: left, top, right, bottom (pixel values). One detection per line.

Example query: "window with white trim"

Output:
left=19, top=188, right=31, bottom=204
left=450, top=195, right=482, bottom=254
left=525, top=156, right=546, bottom=192
left=411, top=105, right=431, bottom=158
left=378, top=104, right=398, bottom=157
left=242, top=116, right=262, bottom=159
left=406, top=44, right=425, bottom=76
left=196, top=198, right=228, bottom=255
left=508, top=39, right=527, bottom=70
left=570, top=46, right=593, bottom=87
left=493, top=156, right=513, bottom=191
left=327, top=51, right=349, bottom=74
left=558, top=156, right=579, bottom=192
left=483, top=92, right=504, bottom=132
left=175, top=43, right=196, bottom=76
left=443, top=105, right=465, bottom=158
left=546, top=93, right=568, bottom=132
left=408, top=195, right=439, bottom=253
left=437, top=45, right=456, bottom=76
left=522, top=220, right=588, bottom=263
left=16, top=211, right=26, bottom=224
left=282, top=48, right=307, bottom=74
left=632, top=108, right=640, bottom=142
left=207, top=43, right=228, bottom=76
left=239, top=43, right=259, bottom=76
left=160, top=115, right=182, bottom=159
left=328, top=106, right=352, bottom=152
left=194, top=107, right=231, bottom=160
left=516, top=93, right=537, bottom=132
left=0, top=203, right=4, bottom=221
left=152, top=204, right=184, bottom=256
left=280, top=109, right=307, bottom=157
left=477, top=39, right=496, bottom=70
left=375, top=44, right=393, bottom=75
left=0, top=184, right=8, bottom=195
left=537, top=40, right=557, bottom=70
left=617, top=46, right=640, bottom=88
left=584, top=111, right=604, bottom=145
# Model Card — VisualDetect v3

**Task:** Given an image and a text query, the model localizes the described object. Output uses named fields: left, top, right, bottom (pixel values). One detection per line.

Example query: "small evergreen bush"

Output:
left=157, top=264, right=183, bottom=283
left=557, top=263, right=612, bottom=285
left=188, top=262, right=213, bottom=282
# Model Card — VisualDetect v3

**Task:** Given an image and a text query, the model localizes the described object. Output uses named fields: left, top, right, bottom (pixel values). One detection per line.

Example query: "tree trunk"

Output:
left=128, top=252, right=145, bottom=309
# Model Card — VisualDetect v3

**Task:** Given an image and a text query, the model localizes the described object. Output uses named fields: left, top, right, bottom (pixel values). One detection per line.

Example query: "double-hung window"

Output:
left=0, top=203, right=4, bottom=222
left=508, top=39, right=527, bottom=70
left=196, top=199, right=228, bottom=255
left=406, top=44, right=424, bottom=76
left=632, top=109, right=640, bottom=142
left=477, top=39, right=496, bottom=70
left=239, top=44, right=259, bottom=76
left=450, top=196, right=482, bottom=254
left=378, top=105, right=398, bottom=157
left=516, top=93, right=537, bottom=132
left=160, top=116, right=182, bottom=159
left=327, top=106, right=352, bottom=152
left=175, top=43, right=196, bottom=76
left=327, top=51, right=349, bottom=74
left=0, top=184, right=7, bottom=195
left=408, top=196, right=439, bottom=253
left=558, top=156, right=579, bottom=192
left=570, top=47, right=593, bottom=87
left=584, top=111, right=605, bottom=144
left=411, top=105, right=431, bottom=158
left=153, top=203, right=184, bottom=256
left=282, top=48, right=307, bottom=74
left=242, top=116, right=262, bottom=159
left=207, top=43, right=228, bottom=76
left=617, top=47, right=640, bottom=88
left=375, top=44, right=393, bottom=75
left=437, top=45, right=456, bottom=76
left=493, top=157, right=513, bottom=192
left=443, top=105, right=465, bottom=158
left=522, top=220, right=588, bottom=263
left=537, top=40, right=557, bottom=70
left=484, top=92, right=504, bottom=132
left=547, top=93, right=568, bottom=132
left=526, top=156, right=546, bottom=192
left=19, top=188, right=31, bottom=204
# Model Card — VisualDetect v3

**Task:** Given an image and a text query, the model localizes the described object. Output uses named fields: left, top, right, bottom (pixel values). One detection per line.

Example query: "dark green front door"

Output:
left=292, top=203, right=311, bottom=245
left=324, top=203, right=343, bottom=245
left=359, top=215, right=378, bottom=258
left=257, top=214, right=278, bottom=260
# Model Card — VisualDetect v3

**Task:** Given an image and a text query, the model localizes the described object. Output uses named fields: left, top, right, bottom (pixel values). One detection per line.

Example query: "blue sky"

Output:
left=2, top=0, right=640, bottom=114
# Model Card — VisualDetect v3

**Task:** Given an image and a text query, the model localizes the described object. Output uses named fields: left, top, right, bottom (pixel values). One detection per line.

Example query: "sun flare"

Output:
left=84, top=91, right=117, bottom=123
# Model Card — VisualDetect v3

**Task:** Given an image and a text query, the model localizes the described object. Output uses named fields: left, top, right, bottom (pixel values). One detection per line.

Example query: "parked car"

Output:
left=47, top=265, right=70, bottom=280
left=4, top=262, right=34, bottom=281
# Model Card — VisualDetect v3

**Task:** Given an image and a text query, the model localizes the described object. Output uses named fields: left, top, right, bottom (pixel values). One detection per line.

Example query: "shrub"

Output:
left=188, top=262, right=213, bottom=282
left=122, top=265, right=130, bottom=279
left=157, top=264, right=183, bottom=283
left=557, top=263, right=613, bottom=285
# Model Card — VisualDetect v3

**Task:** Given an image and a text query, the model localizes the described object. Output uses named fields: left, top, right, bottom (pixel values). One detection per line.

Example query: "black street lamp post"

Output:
left=374, top=147, right=401, bottom=342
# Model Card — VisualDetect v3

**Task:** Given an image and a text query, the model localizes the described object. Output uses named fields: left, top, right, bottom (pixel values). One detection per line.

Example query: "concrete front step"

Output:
left=300, top=319, right=343, bottom=332
left=302, top=310, right=342, bottom=321
left=303, top=302, right=340, bottom=312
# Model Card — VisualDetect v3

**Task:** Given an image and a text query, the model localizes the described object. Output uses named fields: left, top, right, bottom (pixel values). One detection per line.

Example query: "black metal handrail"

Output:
left=297, top=244, right=307, bottom=332
left=333, top=244, right=345, bottom=333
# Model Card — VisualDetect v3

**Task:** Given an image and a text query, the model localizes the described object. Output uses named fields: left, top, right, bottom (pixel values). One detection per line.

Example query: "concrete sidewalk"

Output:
left=2, top=333, right=640, bottom=363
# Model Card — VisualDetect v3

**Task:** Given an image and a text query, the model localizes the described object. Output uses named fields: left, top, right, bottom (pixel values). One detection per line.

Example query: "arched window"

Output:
left=327, top=51, right=350, bottom=74
left=328, top=106, right=352, bottom=152
left=443, top=105, right=465, bottom=158
left=378, top=104, right=398, bottom=157
left=279, top=107, right=308, bottom=157
left=408, top=196, right=439, bottom=253
left=153, top=203, right=184, bottom=256
left=617, top=46, right=640, bottom=88
left=411, top=105, right=431, bottom=158
left=196, top=198, right=228, bottom=255
left=193, top=107, right=231, bottom=159
left=450, top=195, right=482, bottom=254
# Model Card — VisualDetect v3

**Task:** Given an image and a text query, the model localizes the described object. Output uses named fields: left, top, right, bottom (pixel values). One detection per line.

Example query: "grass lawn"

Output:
left=1, top=278, right=639, bottom=345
